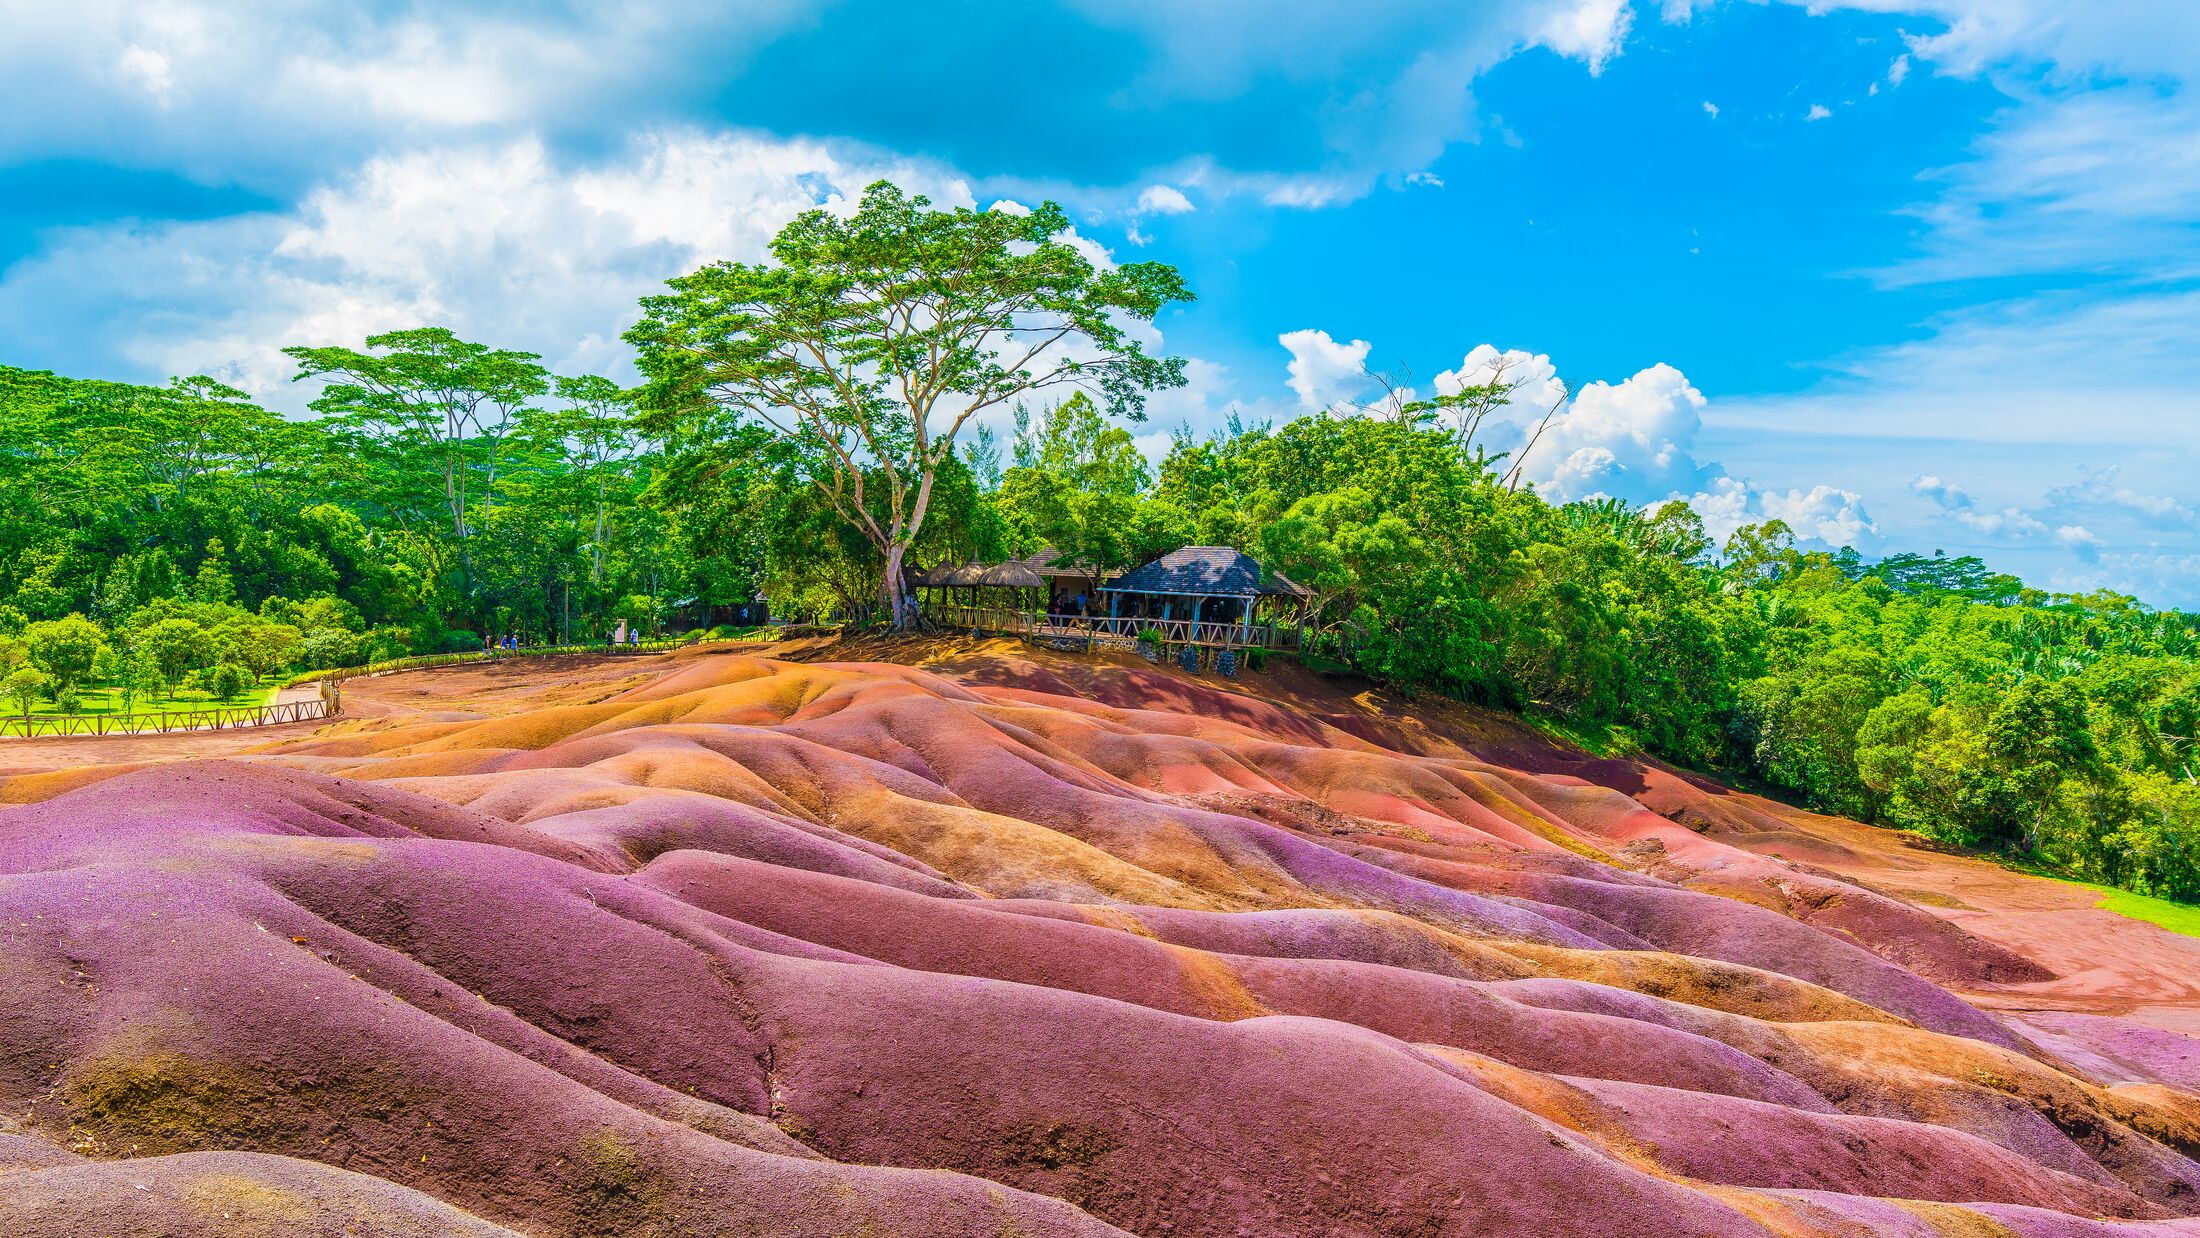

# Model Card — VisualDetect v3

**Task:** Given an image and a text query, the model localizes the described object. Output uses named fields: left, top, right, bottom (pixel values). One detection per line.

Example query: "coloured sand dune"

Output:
left=5, top=642, right=2200, bottom=1236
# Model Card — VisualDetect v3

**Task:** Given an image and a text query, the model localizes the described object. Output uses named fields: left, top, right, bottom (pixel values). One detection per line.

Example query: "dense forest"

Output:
left=1, top=182, right=2194, bottom=903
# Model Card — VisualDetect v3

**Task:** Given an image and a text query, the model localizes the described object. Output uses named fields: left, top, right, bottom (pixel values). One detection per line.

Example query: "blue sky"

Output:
left=3, top=0, right=2196, bottom=605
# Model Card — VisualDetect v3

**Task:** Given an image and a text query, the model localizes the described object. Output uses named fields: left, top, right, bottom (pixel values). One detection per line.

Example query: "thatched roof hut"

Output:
left=918, top=559, right=1047, bottom=589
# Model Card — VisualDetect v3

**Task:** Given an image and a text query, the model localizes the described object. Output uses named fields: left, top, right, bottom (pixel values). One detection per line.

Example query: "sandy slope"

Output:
left=2, top=637, right=2198, bottom=1237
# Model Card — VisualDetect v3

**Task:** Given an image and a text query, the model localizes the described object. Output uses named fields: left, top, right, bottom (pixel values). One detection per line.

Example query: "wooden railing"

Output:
left=0, top=631, right=765, bottom=742
left=285, top=634, right=702, bottom=687
left=925, top=604, right=1301, bottom=650
left=0, top=693, right=340, bottom=739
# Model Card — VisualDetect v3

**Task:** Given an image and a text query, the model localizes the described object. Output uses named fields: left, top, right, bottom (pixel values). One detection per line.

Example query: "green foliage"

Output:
left=24, top=613, right=105, bottom=690
left=138, top=618, right=212, bottom=696
left=3, top=667, right=46, bottom=719
left=207, top=662, right=253, bottom=701
left=628, top=181, right=1192, bottom=628
left=2, top=180, right=2192, bottom=907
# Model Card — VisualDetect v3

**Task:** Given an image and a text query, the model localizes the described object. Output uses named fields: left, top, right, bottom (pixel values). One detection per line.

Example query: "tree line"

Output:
left=1, top=181, right=2193, bottom=900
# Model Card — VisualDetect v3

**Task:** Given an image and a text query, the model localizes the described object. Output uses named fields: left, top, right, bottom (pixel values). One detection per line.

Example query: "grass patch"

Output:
left=1522, top=710, right=1643, bottom=760
left=2094, top=887, right=2200, bottom=938
left=2002, top=864, right=2200, bottom=939
left=8, top=683, right=279, bottom=719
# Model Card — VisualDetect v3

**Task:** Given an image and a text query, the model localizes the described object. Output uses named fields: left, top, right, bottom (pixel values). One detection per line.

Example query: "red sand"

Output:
left=2, top=637, right=2198, bottom=1236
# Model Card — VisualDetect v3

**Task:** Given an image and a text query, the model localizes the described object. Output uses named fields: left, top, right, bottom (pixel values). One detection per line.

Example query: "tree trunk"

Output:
left=882, top=542, right=916, bottom=630
left=593, top=479, right=608, bottom=585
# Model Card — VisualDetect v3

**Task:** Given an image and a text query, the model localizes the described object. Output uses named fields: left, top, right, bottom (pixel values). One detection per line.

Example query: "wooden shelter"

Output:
left=917, top=544, right=1306, bottom=651
left=1096, top=546, right=1309, bottom=648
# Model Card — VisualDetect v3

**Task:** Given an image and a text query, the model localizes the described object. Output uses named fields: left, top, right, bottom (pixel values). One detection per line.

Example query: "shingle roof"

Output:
left=1099, top=546, right=1309, bottom=598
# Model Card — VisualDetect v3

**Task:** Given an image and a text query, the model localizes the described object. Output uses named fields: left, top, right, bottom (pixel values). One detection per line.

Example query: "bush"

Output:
left=208, top=662, right=253, bottom=700
left=440, top=628, right=482, bottom=653
left=53, top=687, right=82, bottom=715
left=1136, top=627, right=1162, bottom=646
left=299, top=627, right=359, bottom=669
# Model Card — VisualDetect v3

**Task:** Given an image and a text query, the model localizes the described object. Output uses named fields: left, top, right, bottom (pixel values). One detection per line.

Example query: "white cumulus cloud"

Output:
left=1689, top=477, right=1877, bottom=549
left=1909, top=473, right=2048, bottom=537
left=1515, top=362, right=1711, bottom=503
left=1760, top=484, right=1877, bottom=546
left=2055, top=525, right=2104, bottom=564
left=1279, top=328, right=1373, bottom=411
left=0, top=130, right=976, bottom=399
left=1135, top=184, right=1195, bottom=215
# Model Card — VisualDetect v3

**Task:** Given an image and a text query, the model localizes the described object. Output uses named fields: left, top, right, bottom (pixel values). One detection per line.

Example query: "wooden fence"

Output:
left=285, top=635, right=701, bottom=687
left=0, top=633, right=716, bottom=741
left=925, top=604, right=1303, bottom=651
left=0, top=692, right=341, bottom=739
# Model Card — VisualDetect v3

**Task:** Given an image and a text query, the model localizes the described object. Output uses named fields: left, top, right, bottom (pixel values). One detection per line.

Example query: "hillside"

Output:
left=3, top=639, right=2200, bottom=1236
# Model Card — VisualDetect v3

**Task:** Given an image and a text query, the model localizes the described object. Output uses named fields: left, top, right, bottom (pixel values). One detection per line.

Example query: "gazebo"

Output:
left=1096, top=546, right=1309, bottom=649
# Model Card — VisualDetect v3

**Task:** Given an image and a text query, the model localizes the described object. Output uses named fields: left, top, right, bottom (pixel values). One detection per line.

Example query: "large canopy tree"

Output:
left=285, top=328, right=551, bottom=543
left=627, top=180, right=1192, bottom=628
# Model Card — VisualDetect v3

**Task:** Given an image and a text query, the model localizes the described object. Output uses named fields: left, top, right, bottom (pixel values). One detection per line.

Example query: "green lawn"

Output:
left=2014, top=868, right=2200, bottom=939
left=2091, top=887, right=2200, bottom=939
left=9, top=682, right=279, bottom=719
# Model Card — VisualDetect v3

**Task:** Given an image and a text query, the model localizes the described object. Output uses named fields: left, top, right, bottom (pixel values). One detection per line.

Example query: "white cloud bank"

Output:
left=1276, top=333, right=1878, bottom=551
left=0, top=131, right=975, bottom=399
left=1279, top=329, right=1375, bottom=411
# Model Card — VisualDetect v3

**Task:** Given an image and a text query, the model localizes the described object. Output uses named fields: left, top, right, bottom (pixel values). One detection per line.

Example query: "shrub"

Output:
left=441, top=628, right=482, bottom=653
left=53, top=687, right=83, bottom=715
left=1136, top=627, right=1162, bottom=646
left=208, top=662, right=253, bottom=700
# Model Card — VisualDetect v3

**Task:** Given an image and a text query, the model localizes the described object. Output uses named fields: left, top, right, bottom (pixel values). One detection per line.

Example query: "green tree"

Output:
left=23, top=613, right=104, bottom=691
left=117, top=650, right=161, bottom=714
left=236, top=621, right=306, bottom=680
left=193, top=538, right=237, bottom=605
left=208, top=662, right=253, bottom=701
left=284, top=328, right=550, bottom=542
left=629, top=181, right=1192, bottom=628
left=140, top=618, right=213, bottom=697
left=3, top=667, right=46, bottom=723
